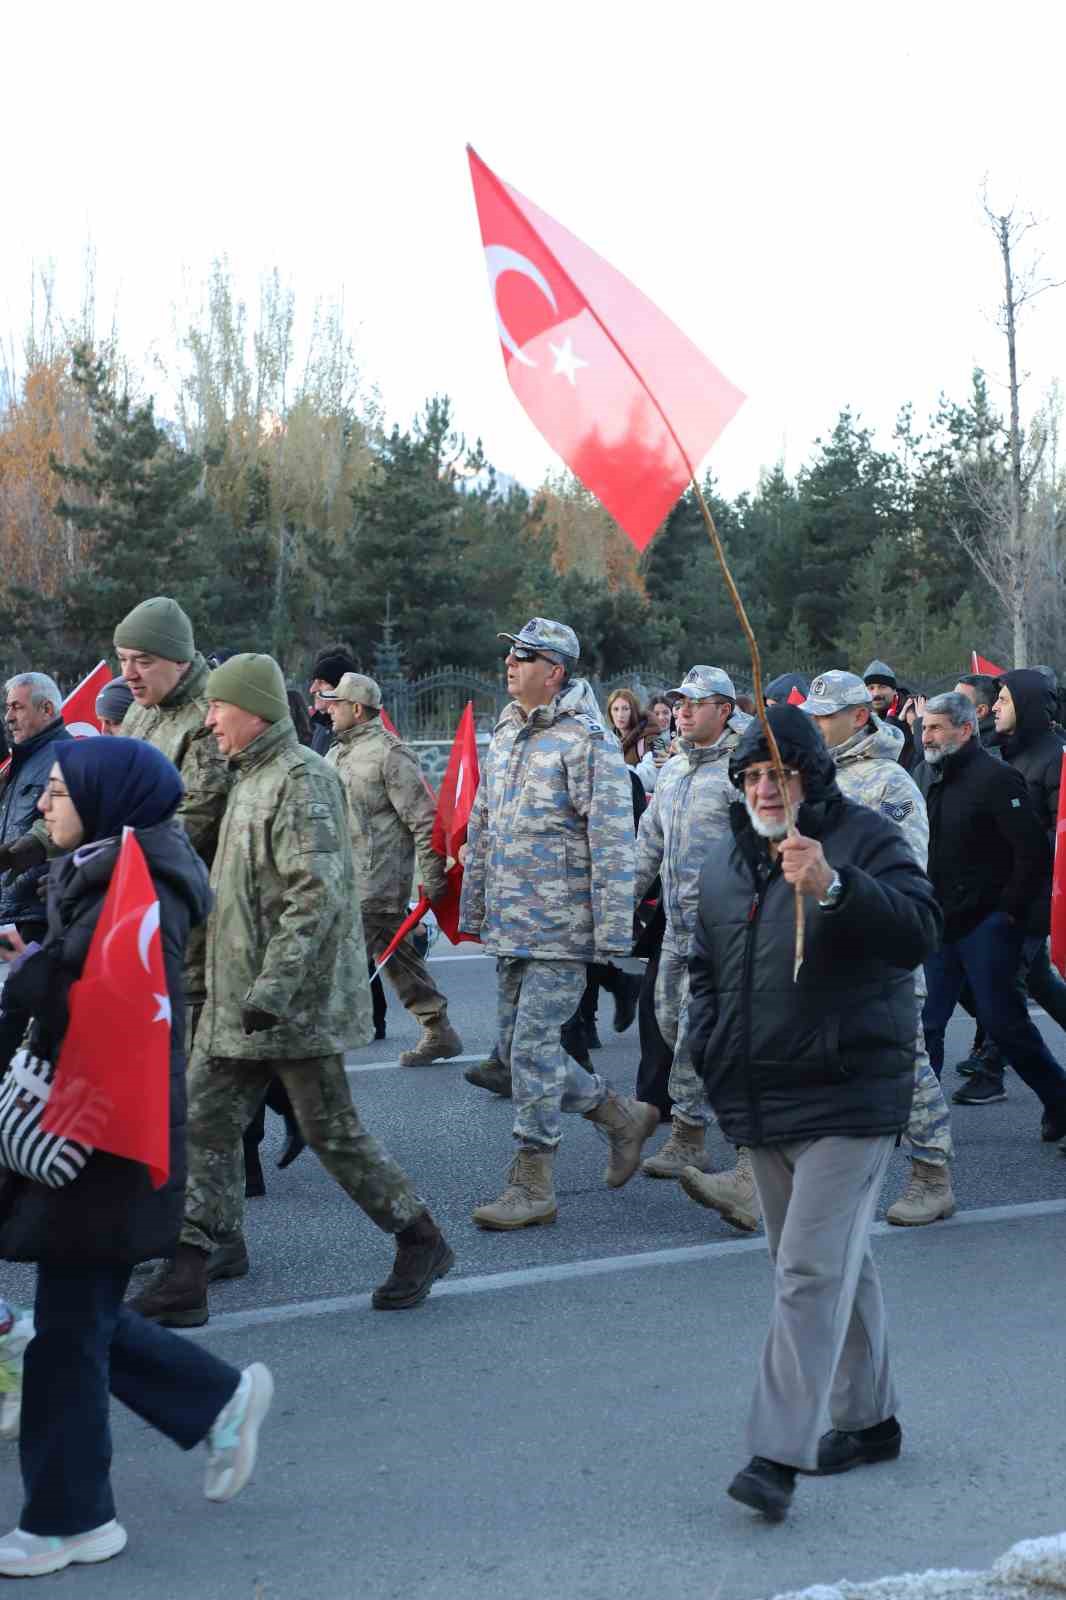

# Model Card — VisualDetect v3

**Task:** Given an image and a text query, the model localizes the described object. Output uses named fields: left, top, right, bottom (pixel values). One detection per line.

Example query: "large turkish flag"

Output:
left=467, top=147, right=744, bottom=551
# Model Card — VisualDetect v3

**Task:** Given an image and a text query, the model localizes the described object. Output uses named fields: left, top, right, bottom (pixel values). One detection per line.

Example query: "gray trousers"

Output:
left=747, top=1135, right=898, bottom=1470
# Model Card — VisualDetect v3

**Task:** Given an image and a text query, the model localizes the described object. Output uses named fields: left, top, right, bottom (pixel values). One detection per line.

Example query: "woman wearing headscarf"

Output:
left=0, top=738, right=272, bottom=1577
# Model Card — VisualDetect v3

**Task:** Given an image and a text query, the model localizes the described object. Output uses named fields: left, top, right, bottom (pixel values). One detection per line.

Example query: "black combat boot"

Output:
left=371, top=1213, right=454, bottom=1310
left=129, top=1244, right=211, bottom=1327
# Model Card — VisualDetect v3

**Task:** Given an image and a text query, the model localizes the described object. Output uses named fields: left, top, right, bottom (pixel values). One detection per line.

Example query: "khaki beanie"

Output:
left=114, top=597, right=195, bottom=662
left=205, top=653, right=289, bottom=724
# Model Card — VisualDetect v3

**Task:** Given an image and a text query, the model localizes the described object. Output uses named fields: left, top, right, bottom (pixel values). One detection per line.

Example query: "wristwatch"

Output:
left=818, top=871, right=845, bottom=909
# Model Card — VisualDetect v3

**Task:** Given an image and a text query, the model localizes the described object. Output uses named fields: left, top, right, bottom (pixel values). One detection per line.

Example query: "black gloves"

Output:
left=241, top=1006, right=279, bottom=1036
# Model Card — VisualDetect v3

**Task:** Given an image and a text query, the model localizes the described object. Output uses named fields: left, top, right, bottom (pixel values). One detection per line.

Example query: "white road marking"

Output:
left=188, top=1197, right=1066, bottom=1338
left=346, top=1054, right=485, bottom=1074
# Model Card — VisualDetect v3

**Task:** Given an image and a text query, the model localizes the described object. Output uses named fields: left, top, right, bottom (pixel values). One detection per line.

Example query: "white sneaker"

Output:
left=0, top=1309, right=34, bottom=1441
left=204, top=1363, right=273, bottom=1503
left=0, top=1521, right=127, bottom=1576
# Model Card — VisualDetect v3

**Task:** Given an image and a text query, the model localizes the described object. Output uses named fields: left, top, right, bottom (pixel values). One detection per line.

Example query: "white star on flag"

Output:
left=153, top=994, right=172, bottom=1025
left=549, top=335, right=588, bottom=386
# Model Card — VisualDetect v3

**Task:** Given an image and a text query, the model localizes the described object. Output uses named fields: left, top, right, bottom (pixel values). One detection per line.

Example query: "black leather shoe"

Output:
left=814, top=1418, right=902, bottom=1475
left=727, top=1457, right=795, bottom=1521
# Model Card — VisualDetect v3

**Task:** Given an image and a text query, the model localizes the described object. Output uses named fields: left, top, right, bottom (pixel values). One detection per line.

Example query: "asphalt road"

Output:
left=2, top=948, right=1065, bottom=1600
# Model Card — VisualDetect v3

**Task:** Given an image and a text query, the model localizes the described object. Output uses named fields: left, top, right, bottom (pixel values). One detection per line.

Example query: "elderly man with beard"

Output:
left=687, top=706, right=941, bottom=1521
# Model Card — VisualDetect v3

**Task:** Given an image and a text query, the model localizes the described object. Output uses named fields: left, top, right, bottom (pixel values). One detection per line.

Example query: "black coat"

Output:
left=0, top=718, right=73, bottom=931
left=687, top=795, right=942, bottom=1148
left=0, top=820, right=212, bottom=1265
left=1000, top=669, right=1066, bottom=843
left=916, top=735, right=1051, bottom=941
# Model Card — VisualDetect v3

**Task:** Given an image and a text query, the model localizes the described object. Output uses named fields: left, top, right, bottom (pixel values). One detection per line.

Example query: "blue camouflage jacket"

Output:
left=459, top=680, right=635, bottom=960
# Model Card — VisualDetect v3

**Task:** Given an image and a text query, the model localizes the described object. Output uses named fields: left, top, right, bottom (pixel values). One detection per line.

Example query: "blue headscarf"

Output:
left=54, top=738, right=184, bottom=843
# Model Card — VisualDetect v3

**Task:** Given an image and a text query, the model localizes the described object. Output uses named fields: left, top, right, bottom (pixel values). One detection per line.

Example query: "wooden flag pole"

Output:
left=689, top=478, right=805, bottom=978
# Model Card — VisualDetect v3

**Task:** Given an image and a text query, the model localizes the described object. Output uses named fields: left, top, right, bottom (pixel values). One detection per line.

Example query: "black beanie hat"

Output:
left=311, top=647, right=357, bottom=688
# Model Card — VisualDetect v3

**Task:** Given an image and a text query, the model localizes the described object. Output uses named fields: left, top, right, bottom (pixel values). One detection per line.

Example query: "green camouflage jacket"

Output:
left=120, top=653, right=232, bottom=998
left=326, top=720, right=446, bottom=914
left=198, top=718, right=372, bottom=1060
left=459, top=679, right=634, bottom=960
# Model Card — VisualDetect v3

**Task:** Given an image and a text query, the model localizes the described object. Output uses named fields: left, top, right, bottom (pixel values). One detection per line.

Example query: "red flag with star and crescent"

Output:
left=42, top=827, right=171, bottom=1188
left=1051, top=752, right=1066, bottom=980
left=467, top=146, right=745, bottom=551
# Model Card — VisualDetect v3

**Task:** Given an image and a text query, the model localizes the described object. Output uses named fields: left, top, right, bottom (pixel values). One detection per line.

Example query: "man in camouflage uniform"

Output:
left=131, top=654, right=453, bottom=1325
left=460, top=618, right=658, bottom=1228
left=320, top=671, right=462, bottom=1066
left=633, top=667, right=750, bottom=1181
left=805, top=671, right=954, bottom=1225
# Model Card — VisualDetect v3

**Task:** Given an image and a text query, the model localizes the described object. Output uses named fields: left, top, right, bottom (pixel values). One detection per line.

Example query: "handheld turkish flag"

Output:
left=42, top=828, right=171, bottom=1188
left=1052, top=753, right=1066, bottom=980
left=467, top=147, right=744, bottom=551
left=971, top=651, right=1006, bottom=678
left=380, top=708, right=399, bottom=737
left=60, top=661, right=111, bottom=738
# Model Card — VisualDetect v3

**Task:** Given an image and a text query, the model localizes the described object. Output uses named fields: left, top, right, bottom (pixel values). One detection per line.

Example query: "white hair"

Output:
left=5, top=672, right=61, bottom=713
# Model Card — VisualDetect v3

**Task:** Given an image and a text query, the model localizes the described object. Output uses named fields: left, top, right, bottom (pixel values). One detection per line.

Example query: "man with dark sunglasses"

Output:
left=459, top=618, right=658, bottom=1228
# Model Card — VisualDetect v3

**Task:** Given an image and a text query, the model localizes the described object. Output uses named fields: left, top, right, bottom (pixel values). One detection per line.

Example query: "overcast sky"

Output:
left=5, top=0, right=1065, bottom=496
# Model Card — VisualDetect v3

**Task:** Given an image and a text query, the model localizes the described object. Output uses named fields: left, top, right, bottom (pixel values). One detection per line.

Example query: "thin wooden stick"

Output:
left=689, top=479, right=805, bottom=979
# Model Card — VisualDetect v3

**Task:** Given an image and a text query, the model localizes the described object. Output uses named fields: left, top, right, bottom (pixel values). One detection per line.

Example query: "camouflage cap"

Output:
left=318, top=671, right=383, bottom=709
left=800, top=670, right=873, bottom=715
left=498, top=617, right=580, bottom=662
left=666, top=665, right=737, bottom=703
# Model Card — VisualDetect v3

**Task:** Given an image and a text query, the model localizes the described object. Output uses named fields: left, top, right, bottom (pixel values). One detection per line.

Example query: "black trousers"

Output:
left=20, top=1261, right=240, bottom=1536
left=635, top=953, right=673, bottom=1117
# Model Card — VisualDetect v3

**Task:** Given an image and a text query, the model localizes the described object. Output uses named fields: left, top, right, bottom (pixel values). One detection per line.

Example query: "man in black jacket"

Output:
left=687, top=707, right=941, bottom=1523
left=0, top=674, right=73, bottom=942
left=918, top=692, right=1066, bottom=1135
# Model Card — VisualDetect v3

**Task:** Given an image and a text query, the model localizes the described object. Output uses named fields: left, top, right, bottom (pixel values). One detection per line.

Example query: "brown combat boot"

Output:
left=885, top=1160, right=956, bottom=1226
left=641, top=1116, right=713, bottom=1179
left=472, top=1149, right=557, bottom=1229
left=583, top=1092, right=659, bottom=1188
left=463, top=1056, right=513, bottom=1097
left=371, top=1212, right=455, bottom=1308
left=680, top=1146, right=762, bottom=1233
left=128, top=1244, right=210, bottom=1327
left=399, top=1011, right=463, bottom=1067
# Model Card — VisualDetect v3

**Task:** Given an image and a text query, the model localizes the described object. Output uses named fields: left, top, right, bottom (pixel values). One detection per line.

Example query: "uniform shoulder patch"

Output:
left=880, top=800, right=914, bottom=823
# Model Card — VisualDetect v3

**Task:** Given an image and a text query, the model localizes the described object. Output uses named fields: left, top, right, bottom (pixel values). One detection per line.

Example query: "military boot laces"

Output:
left=679, top=1147, right=762, bottom=1232
left=885, top=1161, right=956, bottom=1227
left=472, top=1149, right=557, bottom=1229
left=399, top=1015, right=464, bottom=1068
left=641, top=1116, right=712, bottom=1179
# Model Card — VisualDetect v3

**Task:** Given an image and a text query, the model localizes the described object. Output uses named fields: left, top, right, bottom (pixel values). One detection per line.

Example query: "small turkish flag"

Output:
left=60, top=661, right=111, bottom=738
left=467, top=148, right=745, bottom=551
left=431, top=701, right=479, bottom=861
left=42, top=828, right=171, bottom=1188
left=971, top=651, right=1006, bottom=678
left=1051, top=753, right=1066, bottom=980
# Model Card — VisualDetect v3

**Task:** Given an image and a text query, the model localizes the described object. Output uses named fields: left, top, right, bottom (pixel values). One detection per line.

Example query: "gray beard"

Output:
left=923, top=736, right=964, bottom=767
left=745, top=796, right=789, bottom=840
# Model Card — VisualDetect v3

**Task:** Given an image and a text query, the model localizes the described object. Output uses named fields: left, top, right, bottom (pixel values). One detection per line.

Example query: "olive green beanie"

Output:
left=113, top=596, right=195, bottom=662
left=205, top=653, right=289, bottom=724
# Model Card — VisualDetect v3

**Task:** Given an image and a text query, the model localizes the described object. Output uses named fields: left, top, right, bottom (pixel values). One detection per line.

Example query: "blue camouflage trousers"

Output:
left=655, top=937, right=714, bottom=1128
left=496, top=957, right=608, bottom=1149
left=906, top=1025, right=953, bottom=1167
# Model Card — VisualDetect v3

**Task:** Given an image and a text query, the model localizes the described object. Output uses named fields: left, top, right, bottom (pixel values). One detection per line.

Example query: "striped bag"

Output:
left=0, top=1050, right=94, bottom=1189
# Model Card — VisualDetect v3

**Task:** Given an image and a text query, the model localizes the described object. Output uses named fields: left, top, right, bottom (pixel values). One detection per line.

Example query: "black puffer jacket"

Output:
left=917, top=734, right=1051, bottom=941
left=1000, top=669, right=1066, bottom=844
left=0, top=820, right=211, bottom=1265
left=688, top=707, right=941, bottom=1147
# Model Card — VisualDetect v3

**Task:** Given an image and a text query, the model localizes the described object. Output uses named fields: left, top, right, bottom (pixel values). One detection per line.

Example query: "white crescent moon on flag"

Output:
left=138, top=903, right=160, bottom=972
left=65, top=722, right=100, bottom=740
left=483, top=245, right=558, bottom=368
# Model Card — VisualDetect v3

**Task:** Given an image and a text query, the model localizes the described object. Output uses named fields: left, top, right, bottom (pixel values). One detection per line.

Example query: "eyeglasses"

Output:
left=740, top=765, right=802, bottom=790
left=506, top=647, right=554, bottom=665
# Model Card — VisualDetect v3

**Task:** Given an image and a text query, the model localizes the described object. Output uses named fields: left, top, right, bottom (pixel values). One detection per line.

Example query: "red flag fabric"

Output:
left=431, top=701, right=479, bottom=860
left=60, top=661, right=111, bottom=738
left=971, top=651, right=1006, bottom=678
left=787, top=685, right=806, bottom=706
left=373, top=895, right=431, bottom=978
left=380, top=707, right=399, bottom=737
left=42, top=828, right=171, bottom=1188
left=1052, top=753, right=1066, bottom=980
left=467, top=147, right=744, bottom=551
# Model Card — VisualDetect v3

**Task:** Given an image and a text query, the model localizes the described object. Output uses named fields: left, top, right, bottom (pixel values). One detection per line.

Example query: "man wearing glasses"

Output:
left=687, top=705, right=941, bottom=1521
left=460, top=619, right=658, bottom=1229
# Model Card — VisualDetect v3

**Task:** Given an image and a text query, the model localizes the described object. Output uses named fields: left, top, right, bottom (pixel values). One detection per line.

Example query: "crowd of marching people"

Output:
left=0, top=598, right=1060, bottom=1566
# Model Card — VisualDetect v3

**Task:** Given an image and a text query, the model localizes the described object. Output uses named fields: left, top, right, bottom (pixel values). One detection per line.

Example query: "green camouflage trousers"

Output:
left=363, top=911, right=448, bottom=1023
left=655, top=938, right=712, bottom=1128
left=497, top=957, right=607, bottom=1150
left=905, top=1026, right=953, bottom=1167
left=180, top=1049, right=425, bottom=1253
